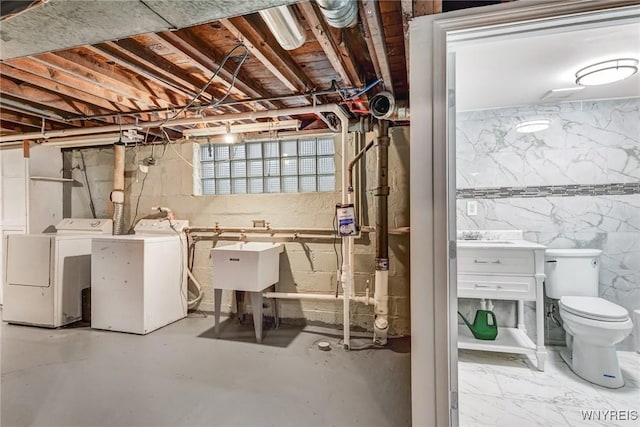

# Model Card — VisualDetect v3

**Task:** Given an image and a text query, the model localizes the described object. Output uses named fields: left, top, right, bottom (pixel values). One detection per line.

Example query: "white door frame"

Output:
left=409, top=1, right=639, bottom=425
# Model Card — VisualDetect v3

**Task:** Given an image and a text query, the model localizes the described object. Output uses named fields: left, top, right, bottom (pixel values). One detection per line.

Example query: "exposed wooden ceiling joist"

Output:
left=401, top=0, right=413, bottom=82
left=1, top=76, right=119, bottom=120
left=297, top=2, right=360, bottom=88
left=85, top=44, right=200, bottom=104
left=0, top=110, right=64, bottom=132
left=2, top=60, right=152, bottom=115
left=31, top=51, right=181, bottom=109
left=3, top=0, right=500, bottom=141
left=361, top=0, right=394, bottom=95
left=152, top=30, right=280, bottom=110
left=221, top=16, right=314, bottom=95
left=414, top=0, right=443, bottom=17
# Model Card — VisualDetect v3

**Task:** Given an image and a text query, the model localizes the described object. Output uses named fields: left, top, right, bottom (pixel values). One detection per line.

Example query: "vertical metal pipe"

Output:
left=375, top=120, right=389, bottom=263
left=374, top=120, right=390, bottom=344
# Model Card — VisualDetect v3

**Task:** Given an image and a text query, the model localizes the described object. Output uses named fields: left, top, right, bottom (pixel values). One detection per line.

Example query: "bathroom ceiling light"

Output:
left=182, top=120, right=301, bottom=139
left=575, top=58, right=639, bottom=86
left=515, top=119, right=551, bottom=134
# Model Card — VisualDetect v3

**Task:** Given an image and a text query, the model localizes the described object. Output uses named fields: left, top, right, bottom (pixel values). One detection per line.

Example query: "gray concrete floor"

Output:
left=1, top=313, right=411, bottom=427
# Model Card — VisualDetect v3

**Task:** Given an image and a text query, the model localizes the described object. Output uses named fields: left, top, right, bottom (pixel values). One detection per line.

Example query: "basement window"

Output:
left=195, top=136, right=336, bottom=195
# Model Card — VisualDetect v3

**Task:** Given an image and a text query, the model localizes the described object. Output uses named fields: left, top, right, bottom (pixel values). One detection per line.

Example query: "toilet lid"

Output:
left=560, top=296, right=629, bottom=322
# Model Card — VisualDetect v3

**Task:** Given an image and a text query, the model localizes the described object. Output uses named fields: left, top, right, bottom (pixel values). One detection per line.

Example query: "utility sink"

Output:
left=211, top=242, right=283, bottom=291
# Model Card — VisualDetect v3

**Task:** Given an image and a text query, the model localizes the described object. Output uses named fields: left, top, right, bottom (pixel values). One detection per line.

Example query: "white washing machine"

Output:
left=3, top=218, right=113, bottom=327
left=91, top=219, right=189, bottom=335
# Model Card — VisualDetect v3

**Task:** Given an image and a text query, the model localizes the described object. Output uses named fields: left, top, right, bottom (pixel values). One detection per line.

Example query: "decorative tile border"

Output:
left=457, top=182, right=640, bottom=200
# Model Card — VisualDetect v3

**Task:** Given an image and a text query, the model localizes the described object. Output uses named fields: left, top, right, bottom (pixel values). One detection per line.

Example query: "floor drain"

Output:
left=317, top=341, right=331, bottom=351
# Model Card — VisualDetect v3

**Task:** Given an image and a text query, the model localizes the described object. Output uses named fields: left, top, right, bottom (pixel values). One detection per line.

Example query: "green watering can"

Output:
left=458, top=310, right=498, bottom=340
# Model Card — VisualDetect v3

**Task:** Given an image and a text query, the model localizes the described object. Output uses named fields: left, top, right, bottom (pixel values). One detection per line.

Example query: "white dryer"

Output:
left=91, top=219, right=189, bottom=335
left=3, top=218, right=113, bottom=327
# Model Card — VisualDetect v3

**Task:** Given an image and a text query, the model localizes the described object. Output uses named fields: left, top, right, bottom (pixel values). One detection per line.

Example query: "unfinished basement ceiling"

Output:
left=0, top=0, right=503, bottom=142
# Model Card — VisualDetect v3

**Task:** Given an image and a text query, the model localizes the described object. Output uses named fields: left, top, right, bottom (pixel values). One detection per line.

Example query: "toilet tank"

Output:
left=544, top=249, right=601, bottom=299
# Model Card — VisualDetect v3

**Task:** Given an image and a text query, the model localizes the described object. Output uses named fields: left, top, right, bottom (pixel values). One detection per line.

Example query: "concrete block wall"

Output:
left=69, top=127, right=410, bottom=335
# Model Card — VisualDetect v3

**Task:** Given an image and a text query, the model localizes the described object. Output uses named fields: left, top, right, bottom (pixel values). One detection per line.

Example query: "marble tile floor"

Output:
left=458, top=347, right=640, bottom=427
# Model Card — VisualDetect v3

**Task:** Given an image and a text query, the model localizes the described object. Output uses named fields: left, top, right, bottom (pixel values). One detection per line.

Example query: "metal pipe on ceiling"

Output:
left=0, top=105, right=348, bottom=144
left=316, top=0, right=358, bottom=28
left=66, top=85, right=360, bottom=123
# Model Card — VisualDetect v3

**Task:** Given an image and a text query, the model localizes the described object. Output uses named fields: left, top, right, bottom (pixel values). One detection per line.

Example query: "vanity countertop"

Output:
left=457, top=239, right=547, bottom=250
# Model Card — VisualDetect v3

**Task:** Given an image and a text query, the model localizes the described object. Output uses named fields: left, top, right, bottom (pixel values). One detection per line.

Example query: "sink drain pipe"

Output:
left=111, top=141, right=126, bottom=235
left=373, top=120, right=390, bottom=345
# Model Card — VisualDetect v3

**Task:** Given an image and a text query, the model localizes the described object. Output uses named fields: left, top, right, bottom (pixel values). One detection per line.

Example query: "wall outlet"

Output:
left=467, top=200, right=478, bottom=216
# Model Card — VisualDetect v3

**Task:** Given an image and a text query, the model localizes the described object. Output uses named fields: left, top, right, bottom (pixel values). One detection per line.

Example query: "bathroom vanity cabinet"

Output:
left=457, top=239, right=547, bottom=371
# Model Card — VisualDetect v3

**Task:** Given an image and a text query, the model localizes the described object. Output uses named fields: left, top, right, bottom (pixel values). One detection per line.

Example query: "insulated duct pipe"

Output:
left=373, top=120, right=390, bottom=345
left=315, top=0, right=358, bottom=28
left=259, top=6, right=306, bottom=50
left=370, top=91, right=410, bottom=121
left=111, top=142, right=126, bottom=235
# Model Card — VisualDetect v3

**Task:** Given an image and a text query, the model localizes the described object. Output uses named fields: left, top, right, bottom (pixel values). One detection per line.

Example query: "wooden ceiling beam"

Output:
left=4, top=59, right=151, bottom=113
left=0, top=76, right=139, bottom=126
left=91, top=40, right=249, bottom=115
left=147, top=32, right=252, bottom=101
left=361, top=0, right=394, bottom=95
left=297, top=2, right=361, bottom=88
left=0, top=110, right=69, bottom=131
left=0, top=124, right=23, bottom=135
left=0, top=100, right=79, bottom=127
left=0, top=64, right=161, bottom=123
left=414, top=0, right=442, bottom=17
left=155, top=29, right=283, bottom=111
left=85, top=44, right=204, bottom=104
left=401, top=0, right=413, bottom=88
left=32, top=52, right=179, bottom=109
left=221, top=16, right=314, bottom=95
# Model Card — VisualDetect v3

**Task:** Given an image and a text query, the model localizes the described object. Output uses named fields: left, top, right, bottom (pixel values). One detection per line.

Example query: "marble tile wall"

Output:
left=456, top=98, right=640, bottom=348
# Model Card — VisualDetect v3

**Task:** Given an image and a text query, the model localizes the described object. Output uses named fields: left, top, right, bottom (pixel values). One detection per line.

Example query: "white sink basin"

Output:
left=211, top=242, right=282, bottom=291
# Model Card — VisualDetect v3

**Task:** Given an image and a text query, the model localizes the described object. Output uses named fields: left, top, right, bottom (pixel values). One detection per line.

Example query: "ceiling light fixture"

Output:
left=223, top=123, right=236, bottom=144
left=515, top=119, right=551, bottom=134
left=259, top=6, right=306, bottom=50
left=182, top=120, right=301, bottom=139
left=575, top=58, right=638, bottom=86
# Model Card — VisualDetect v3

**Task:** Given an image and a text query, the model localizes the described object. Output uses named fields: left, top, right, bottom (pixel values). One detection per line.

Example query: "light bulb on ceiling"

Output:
left=223, top=122, right=235, bottom=144
left=575, top=58, right=638, bottom=86
left=223, top=133, right=236, bottom=144
left=515, top=119, right=551, bottom=134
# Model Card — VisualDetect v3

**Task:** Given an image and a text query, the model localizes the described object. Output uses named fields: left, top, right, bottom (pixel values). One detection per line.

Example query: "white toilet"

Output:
left=545, top=248, right=633, bottom=388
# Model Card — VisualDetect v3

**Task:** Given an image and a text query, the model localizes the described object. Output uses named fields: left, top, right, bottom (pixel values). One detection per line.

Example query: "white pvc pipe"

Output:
left=373, top=269, right=389, bottom=345
left=0, top=124, right=141, bottom=143
left=338, top=111, right=352, bottom=350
